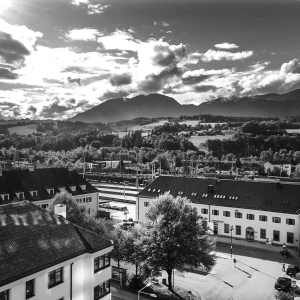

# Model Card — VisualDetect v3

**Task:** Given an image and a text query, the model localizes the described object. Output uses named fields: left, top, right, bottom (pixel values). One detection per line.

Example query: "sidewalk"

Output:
left=216, top=235, right=300, bottom=259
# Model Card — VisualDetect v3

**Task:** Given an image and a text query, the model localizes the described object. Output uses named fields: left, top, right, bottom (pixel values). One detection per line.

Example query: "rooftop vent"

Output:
left=208, top=184, right=214, bottom=193
left=275, top=181, right=281, bottom=189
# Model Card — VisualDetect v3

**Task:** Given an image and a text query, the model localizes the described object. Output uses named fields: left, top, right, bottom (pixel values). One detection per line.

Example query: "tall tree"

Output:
left=144, top=193, right=215, bottom=290
left=48, top=190, right=107, bottom=236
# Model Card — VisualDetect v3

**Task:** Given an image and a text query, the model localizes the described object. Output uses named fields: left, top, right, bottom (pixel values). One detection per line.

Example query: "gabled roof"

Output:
left=138, top=176, right=300, bottom=215
left=0, top=201, right=112, bottom=287
left=265, top=160, right=292, bottom=165
left=0, top=168, right=98, bottom=205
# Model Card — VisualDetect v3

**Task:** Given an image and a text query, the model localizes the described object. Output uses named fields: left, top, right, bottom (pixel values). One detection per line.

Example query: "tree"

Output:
left=143, top=193, right=216, bottom=290
left=48, top=190, right=107, bottom=236
left=274, top=290, right=293, bottom=300
left=110, top=226, right=128, bottom=269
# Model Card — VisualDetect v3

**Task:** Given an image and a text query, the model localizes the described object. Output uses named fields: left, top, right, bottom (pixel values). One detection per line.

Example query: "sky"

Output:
left=1, top=0, right=300, bottom=119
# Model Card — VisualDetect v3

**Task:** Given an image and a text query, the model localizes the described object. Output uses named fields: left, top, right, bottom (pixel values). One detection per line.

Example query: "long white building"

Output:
left=0, top=167, right=99, bottom=214
left=136, top=176, right=300, bottom=249
left=0, top=201, right=113, bottom=300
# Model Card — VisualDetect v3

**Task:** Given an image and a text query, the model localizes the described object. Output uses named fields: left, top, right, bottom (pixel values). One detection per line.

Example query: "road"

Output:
left=114, top=245, right=300, bottom=300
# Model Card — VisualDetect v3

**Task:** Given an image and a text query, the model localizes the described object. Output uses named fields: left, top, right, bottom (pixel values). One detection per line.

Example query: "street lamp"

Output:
left=138, top=283, right=157, bottom=300
left=230, top=225, right=234, bottom=258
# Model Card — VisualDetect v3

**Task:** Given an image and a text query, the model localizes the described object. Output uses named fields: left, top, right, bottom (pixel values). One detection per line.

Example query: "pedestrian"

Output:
left=282, top=263, right=285, bottom=272
left=283, top=243, right=286, bottom=250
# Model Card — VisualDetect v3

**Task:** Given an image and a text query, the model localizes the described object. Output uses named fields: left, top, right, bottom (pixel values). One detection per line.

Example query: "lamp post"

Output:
left=138, top=283, right=157, bottom=300
left=230, top=225, right=234, bottom=258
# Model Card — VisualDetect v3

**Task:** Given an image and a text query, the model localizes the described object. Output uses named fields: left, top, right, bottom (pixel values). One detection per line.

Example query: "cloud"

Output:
left=97, top=30, right=141, bottom=51
left=194, top=85, right=217, bottom=92
left=0, top=32, right=30, bottom=64
left=99, top=90, right=129, bottom=100
left=28, top=105, right=37, bottom=114
left=0, top=101, right=18, bottom=108
left=214, top=43, right=239, bottom=49
left=68, top=77, right=81, bottom=85
left=154, top=21, right=170, bottom=27
left=87, top=4, right=110, bottom=15
left=65, top=28, right=101, bottom=41
left=281, top=59, right=300, bottom=74
left=201, top=49, right=253, bottom=62
left=166, top=31, right=172, bottom=34
left=39, top=99, right=71, bottom=118
left=70, top=0, right=89, bottom=5
left=181, top=74, right=212, bottom=85
left=110, top=73, right=132, bottom=86
left=0, top=67, right=18, bottom=79
left=0, top=0, right=11, bottom=15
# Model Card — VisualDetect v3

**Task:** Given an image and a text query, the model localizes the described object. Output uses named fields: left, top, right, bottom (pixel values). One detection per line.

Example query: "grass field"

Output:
left=8, top=124, right=38, bottom=135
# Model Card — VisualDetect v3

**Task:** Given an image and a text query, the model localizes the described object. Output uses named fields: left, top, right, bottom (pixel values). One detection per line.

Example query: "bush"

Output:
left=125, top=274, right=144, bottom=292
left=274, top=290, right=293, bottom=300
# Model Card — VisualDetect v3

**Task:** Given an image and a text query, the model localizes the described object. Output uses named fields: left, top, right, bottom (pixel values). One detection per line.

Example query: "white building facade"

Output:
left=0, top=201, right=113, bottom=300
left=136, top=176, right=300, bottom=249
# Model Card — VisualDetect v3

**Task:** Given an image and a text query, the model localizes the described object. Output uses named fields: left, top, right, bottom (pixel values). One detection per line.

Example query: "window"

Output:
left=235, top=212, right=242, bottom=218
left=260, top=229, right=266, bottom=239
left=86, top=197, right=92, bottom=202
left=212, top=209, right=219, bottom=216
left=29, top=190, right=38, bottom=197
left=224, top=224, right=229, bottom=233
left=26, top=279, right=34, bottom=299
left=202, top=220, right=207, bottom=228
left=246, top=214, right=254, bottom=220
left=259, top=215, right=267, bottom=222
left=144, top=202, right=149, bottom=207
left=201, top=208, right=208, bottom=214
left=223, top=211, right=230, bottom=217
left=48, top=267, right=63, bottom=289
left=87, top=208, right=91, bottom=214
left=46, top=188, right=54, bottom=195
left=236, top=225, right=241, bottom=235
left=94, top=253, right=110, bottom=273
left=286, top=218, right=295, bottom=225
left=272, top=217, right=281, bottom=224
left=69, top=185, right=76, bottom=192
left=273, top=230, right=280, bottom=242
left=94, top=280, right=110, bottom=299
left=0, top=194, right=9, bottom=201
left=15, top=191, right=24, bottom=200
left=287, top=232, right=294, bottom=244
left=0, top=290, right=9, bottom=300
left=57, top=186, right=65, bottom=192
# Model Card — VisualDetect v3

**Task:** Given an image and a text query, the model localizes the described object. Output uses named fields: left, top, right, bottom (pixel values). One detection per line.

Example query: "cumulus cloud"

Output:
left=214, top=43, right=239, bottom=49
left=0, top=32, right=30, bottom=64
left=70, top=0, right=89, bottom=5
left=97, top=30, right=141, bottom=51
left=181, top=74, right=212, bottom=85
left=194, top=85, right=217, bottom=92
left=0, top=0, right=11, bottom=15
left=68, top=77, right=81, bottom=85
left=39, top=99, right=71, bottom=118
left=65, top=28, right=101, bottom=41
left=0, top=67, right=18, bottom=79
left=201, top=49, right=253, bottom=62
left=154, top=21, right=170, bottom=27
left=110, top=73, right=132, bottom=86
left=28, top=105, right=37, bottom=114
left=99, top=90, right=129, bottom=100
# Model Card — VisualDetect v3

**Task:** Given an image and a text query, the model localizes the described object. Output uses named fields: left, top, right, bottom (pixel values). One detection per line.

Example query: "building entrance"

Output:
left=246, top=227, right=254, bottom=240
left=213, top=222, right=218, bottom=235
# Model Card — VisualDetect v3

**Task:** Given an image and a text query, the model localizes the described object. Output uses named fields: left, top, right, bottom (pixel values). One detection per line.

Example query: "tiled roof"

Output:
left=266, top=160, right=292, bottom=165
left=0, top=168, right=98, bottom=205
left=137, top=176, right=300, bottom=215
left=0, top=201, right=112, bottom=287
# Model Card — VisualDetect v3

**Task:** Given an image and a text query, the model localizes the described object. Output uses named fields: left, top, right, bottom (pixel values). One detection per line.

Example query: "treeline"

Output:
left=178, top=114, right=279, bottom=122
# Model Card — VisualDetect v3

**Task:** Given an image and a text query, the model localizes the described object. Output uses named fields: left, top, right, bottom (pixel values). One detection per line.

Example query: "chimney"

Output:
left=208, top=184, right=214, bottom=193
left=54, top=204, right=67, bottom=218
left=68, top=166, right=74, bottom=172
left=28, top=166, right=34, bottom=172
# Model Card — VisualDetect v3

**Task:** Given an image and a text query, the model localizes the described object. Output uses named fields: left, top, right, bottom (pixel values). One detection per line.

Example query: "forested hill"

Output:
left=70, top=89, right=300, bottom=123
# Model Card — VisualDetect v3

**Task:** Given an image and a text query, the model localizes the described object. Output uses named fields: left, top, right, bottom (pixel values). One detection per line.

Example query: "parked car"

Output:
left=275, top=277, right=291, bottom=291
left=286, top=265, right=300, bottom=277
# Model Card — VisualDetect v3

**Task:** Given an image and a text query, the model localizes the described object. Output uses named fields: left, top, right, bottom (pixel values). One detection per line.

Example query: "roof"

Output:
left=0, top=168, right=98, bottom=205
left=0, top=201, right=112, bottom=287
left=265, top=160, right=292, bottom=165
left=137, top=176, right=300, bottom=215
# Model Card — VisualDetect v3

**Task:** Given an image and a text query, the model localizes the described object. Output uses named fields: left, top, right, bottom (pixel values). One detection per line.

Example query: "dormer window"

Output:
left=29, top=190, right=38, bottom=197
left=0, top=193, right=9, bottom=201
left=15, top=191, right=24, bottom=200
left=79, top=184, right=86, bottom=191
left=69, top=185, right=76, bottom=192
left=57, top=186, right=65, bottom=192
left=46, top=187, right=55, bottom=195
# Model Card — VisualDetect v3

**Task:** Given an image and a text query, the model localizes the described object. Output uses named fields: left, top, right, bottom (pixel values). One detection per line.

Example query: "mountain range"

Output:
left=70, top=89, right=300, bottom=123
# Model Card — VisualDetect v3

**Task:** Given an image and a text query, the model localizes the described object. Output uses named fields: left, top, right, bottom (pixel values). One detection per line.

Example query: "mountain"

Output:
left=70, top=89, right=300, bottom=123
left=70, top=94, right=198, bottom=123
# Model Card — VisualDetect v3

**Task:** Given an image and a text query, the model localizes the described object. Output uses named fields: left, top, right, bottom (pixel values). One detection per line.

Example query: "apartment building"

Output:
left=0, top=167, right=99, bottom=214
left=136, top=176, right=300, bottom=248
left=0, top=201, right=113, bottom=300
